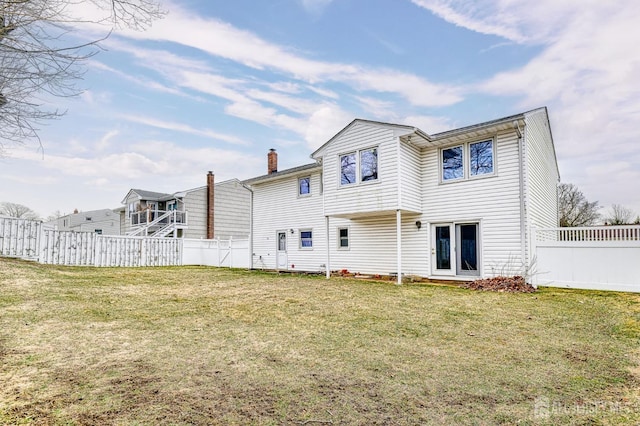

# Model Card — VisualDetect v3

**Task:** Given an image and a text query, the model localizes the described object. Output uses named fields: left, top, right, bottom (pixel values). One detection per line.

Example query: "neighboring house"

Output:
left=119, top=173, right=251, bottom=239
left=244, top=107, right=559, bottom=283
left=46, top=209, right=120, bottom=235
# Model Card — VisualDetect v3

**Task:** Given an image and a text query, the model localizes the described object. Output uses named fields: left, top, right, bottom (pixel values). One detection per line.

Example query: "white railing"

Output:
left=535, top=225, right=640, bottom=242
left=128, top=210, right=187, bottom=236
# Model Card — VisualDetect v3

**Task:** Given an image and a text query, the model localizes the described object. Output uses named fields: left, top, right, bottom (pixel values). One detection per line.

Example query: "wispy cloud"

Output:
left=121, top=115, right=250, bottom=146
left=111, top=4, right=462, bottom=108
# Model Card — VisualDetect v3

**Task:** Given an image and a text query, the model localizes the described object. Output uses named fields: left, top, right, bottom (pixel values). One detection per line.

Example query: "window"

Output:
left=85, top=217, right=92, bottom=221
left=300, top=230, right=313, bottom=249
left=442, top=146, right=463, bottom=181
left=298, top=176, right=311, bottom=196
left=338, top=228, right=349, bottom=249
left=340, top=147, right=379, bottom=186
left=340, top=153, right=356, bottom=185
left=469, top=140, right=493, bottom=176
left=94, top=229, right=103, bottom=235
left=441, top=139, right=494, bottom=182
left=360, top=148, right=378, bottom=182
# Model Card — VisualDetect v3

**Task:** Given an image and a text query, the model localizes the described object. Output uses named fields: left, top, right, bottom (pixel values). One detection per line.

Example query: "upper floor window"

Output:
left=441, top=139, right=494, bottom=183
left=469, top=140, right=494, bottom=176
left=361, top=148, right=378, bottom=182
left=340, top=147, right=379, bottom=186
left=442, top=146, right=463, bottom=181
left=340, top=153, right=356, bottom=185
left=298, top=176, right=311, bottom=196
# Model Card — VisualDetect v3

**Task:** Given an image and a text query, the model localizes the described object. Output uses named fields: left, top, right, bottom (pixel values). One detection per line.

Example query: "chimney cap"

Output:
left=269, top=148, right=276, bottom=152
left=207, top=170, right=214, bottom=175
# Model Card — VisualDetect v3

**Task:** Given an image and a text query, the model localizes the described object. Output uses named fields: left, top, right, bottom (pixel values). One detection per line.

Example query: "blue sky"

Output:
left=2, top=0, right=639, bottom=220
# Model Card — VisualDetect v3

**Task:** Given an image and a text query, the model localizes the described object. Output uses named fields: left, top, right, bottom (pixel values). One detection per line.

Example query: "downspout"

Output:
left=241, top=182, right=254, bottom=270
left=514, top=120, right=527, bottom=272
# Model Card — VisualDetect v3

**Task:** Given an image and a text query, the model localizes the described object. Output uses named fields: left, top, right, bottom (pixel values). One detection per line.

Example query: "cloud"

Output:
left=108, top=4, right=461, bottom=108
left=120, top=115, right=250, bottom=146
left=299, top=0, right=334, bottom=15
left=304, top=106, right=352, bottom=150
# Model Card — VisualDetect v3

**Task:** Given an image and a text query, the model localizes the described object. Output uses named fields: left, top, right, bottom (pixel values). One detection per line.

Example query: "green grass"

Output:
left=1, top=257, right=639, bottom=425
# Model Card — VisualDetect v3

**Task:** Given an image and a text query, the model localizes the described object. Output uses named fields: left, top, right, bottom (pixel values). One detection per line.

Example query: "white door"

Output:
left=431, top=224, right=455, bottom=276
left=276, top=231, right=288, bottom=270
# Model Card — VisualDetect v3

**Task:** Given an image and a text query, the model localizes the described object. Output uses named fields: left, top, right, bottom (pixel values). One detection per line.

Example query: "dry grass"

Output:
left=1, top=257, right=639, bottom=425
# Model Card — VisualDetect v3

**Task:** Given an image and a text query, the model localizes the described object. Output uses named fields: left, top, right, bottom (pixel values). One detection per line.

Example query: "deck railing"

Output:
left=130, top=210, right=187, bottom=226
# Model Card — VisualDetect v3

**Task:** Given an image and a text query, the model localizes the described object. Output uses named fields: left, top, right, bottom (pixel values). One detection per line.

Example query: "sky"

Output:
left=1, top=0, right=639, bottom=221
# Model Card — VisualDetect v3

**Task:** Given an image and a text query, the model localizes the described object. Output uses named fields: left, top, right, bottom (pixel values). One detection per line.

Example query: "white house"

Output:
left=119, top=173, right=251, bottom=239
left=46, top=208, right=120, bottom=235
left=244, top=107, right=559, bottom=283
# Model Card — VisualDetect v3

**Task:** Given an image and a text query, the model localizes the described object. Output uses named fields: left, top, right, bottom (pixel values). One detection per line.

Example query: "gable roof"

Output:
left=311, top=119, right=425, bottom=158
left=243, top=163, right=321, bottom=185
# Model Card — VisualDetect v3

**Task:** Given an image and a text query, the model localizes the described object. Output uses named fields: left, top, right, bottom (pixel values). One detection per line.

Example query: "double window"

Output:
left=340, top=147, right=378, bottom=186
left=441, top=139, right=494, bottom=182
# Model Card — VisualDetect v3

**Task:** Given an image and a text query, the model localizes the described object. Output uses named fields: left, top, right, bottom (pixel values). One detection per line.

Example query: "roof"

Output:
left=121, top=189, right=176, bottom=205
left=243, top=163, right=321, bottom=185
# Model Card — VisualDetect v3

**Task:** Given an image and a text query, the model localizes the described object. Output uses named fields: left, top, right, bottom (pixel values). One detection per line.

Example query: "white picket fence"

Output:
left=532, top=225, right=640, bottom=292
left=0, top=217, right=248, bottom=268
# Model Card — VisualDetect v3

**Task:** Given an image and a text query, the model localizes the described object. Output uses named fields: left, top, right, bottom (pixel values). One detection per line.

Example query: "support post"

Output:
left=325, top=216, right=331, bottom=279
left=396, top=209, right=402, bottom=285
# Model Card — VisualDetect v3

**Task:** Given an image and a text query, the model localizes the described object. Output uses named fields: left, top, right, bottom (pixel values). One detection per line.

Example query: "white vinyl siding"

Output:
left=252, top=172, right=325, bottom=272
left=322, top=123, right=401, bottom=217
left=424, top=130, right=523, bottom=277
left=183, top=188, right=207, bottom=239
left=214, top=180, right=252, bottom=239
left=524, top=109, right=560, bottom=229
left=399, top=141, right=422, bottom=212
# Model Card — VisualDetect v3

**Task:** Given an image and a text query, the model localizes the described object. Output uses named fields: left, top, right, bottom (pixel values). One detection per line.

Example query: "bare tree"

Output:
left=0, top=201, right=40, bottom=220
left=604, top=204, right=635, bottom=225
left=0, top=0, right=163, bottom=155
left=558, top=183, right=600, bottom=227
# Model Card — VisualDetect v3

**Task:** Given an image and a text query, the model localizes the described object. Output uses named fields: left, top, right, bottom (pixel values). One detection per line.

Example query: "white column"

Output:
left=397, top=209, right=402, bottom=285
left=325, top=216, right=331, bottom=279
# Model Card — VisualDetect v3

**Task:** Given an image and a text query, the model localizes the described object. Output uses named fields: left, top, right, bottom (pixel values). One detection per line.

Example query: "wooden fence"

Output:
left=0, top=217, right=42, bottom=260
left=0, top=217, right=247, bottom=268
left=532, top=225, right=640, bottom=293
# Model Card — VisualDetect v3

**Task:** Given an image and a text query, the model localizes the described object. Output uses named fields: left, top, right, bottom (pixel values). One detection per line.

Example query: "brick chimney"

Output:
left=206, top=171, right=214, bottom=239
left=268, top=148, right=278, bottom=174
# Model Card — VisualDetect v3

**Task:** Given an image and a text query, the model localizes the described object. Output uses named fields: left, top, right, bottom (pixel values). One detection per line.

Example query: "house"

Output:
left=244, top=107, right=559, bottom=283
left=119, top=173, right=251, bottom=239
left=46, top=208, right=120, bottom=235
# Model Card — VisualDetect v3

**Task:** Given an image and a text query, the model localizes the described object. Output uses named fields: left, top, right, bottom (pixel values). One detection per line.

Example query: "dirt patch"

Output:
left=463, top=276, right=536, bottom=293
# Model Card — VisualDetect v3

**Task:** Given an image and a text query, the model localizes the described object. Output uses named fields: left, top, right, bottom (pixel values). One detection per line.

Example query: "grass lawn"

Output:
left=1, top=257, right=639, bottom=425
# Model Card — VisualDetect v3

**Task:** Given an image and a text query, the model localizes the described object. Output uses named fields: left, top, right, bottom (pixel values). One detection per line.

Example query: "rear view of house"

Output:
left=120, top=173, right=251, bottom=239
left=245, top=107, right=559, bottom=283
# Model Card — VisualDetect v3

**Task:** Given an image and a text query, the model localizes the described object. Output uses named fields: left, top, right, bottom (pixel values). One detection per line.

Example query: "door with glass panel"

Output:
left=456, top=224, right=479, bottom=276
left=431, top=223, right=480, bottom=276
left=432, top=224, right=455, bottom=276
left=276, top=231, right=288, bottom=270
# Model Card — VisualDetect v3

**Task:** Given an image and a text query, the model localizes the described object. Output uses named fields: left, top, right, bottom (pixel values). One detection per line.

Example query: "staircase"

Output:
left=127, top=211, right=187, bottom=237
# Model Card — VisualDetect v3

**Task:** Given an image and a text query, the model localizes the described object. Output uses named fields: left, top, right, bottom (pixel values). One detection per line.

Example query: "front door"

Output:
left=432, top=224, right=455, bottom=276
left=276, top=231, right=288, bottom=270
